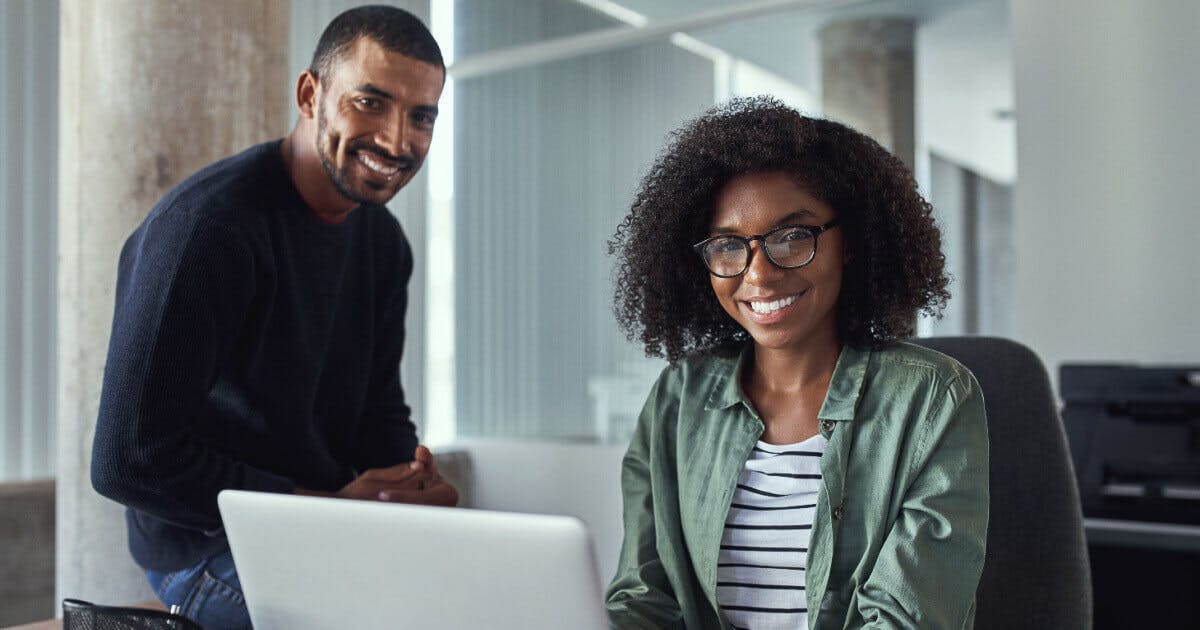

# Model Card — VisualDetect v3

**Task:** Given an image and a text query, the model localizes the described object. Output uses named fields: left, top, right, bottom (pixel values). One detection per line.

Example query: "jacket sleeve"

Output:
left=91, top=215, right=294, bottom=534
left=351, top=226, right=418, bottom=471
left=854, top=371, right=990, bottom=630
left=605, top=370, right=686, bottom=630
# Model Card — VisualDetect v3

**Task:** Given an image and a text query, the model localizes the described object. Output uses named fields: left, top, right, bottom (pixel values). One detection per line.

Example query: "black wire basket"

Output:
left=62, top=599, right=206, bottom=630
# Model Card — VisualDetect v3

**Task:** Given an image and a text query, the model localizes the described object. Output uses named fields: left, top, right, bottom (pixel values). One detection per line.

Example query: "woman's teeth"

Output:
left=749, top=294, right=799, bottom=314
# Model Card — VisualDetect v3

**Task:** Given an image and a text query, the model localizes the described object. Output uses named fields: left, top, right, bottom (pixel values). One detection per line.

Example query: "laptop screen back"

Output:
left=218, top=490, right=607, bottom=630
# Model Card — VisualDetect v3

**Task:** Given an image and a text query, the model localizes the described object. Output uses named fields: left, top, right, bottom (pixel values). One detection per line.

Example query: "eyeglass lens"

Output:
left=702, top=227, right=816, bottom=276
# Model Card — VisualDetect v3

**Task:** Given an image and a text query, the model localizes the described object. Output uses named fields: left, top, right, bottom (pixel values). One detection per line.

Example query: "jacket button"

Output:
left=821, top=420, right=835, bottom=435
left=833, top=504, right=846, bottom=520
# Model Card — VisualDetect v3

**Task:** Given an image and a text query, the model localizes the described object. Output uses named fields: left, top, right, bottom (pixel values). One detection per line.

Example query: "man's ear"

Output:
left=296, top=70, right=320, bottom=120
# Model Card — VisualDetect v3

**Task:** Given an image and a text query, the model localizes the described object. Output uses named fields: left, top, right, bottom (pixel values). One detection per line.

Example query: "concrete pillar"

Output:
left=820, top=18, right=916, bottom=169
left=57, top=0, right=289, bottom=606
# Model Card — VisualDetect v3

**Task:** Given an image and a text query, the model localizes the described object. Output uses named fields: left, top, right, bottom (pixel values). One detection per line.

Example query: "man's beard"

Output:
left=316, top=108, right=414, bottom=206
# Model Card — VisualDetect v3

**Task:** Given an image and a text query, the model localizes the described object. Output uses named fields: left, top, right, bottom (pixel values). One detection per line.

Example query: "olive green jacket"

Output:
left=605, top=342, right=989, bottom=630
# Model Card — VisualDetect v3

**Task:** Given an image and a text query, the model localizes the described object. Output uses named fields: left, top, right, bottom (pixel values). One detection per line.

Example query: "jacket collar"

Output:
left=703, top=342, right=871, bottom=423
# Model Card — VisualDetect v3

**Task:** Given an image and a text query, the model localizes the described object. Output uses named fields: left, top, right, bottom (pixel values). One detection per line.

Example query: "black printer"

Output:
left=1061, top=363, right=1200, bottom=525
left=1061, top=364, right=1200, bottom=627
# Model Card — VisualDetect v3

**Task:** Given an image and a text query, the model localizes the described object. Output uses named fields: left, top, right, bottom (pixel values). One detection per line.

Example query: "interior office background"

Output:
left=1, top=0, right=1197, bottom=625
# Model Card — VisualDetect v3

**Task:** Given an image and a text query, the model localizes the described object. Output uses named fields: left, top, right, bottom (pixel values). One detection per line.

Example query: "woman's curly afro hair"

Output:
left=610, top=96, right=950, bottom=362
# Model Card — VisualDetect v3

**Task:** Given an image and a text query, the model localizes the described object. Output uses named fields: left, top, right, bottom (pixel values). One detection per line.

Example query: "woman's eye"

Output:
left=712, top=239, right=743, bottom=254
left=780, top=228, right=810, bottom=242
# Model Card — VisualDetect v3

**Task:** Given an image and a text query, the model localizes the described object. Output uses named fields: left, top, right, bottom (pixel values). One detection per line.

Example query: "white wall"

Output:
left=1012, top=0, right=1200, bottom=380
left=917, top=0, right=1014, bottom=185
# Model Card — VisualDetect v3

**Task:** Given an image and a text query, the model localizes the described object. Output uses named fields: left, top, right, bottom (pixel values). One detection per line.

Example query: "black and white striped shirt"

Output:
left=717, top=434, right=827, bottom=630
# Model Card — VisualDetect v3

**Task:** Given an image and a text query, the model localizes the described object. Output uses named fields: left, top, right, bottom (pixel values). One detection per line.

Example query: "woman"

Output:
left=605, top=97, right=989, bottom=630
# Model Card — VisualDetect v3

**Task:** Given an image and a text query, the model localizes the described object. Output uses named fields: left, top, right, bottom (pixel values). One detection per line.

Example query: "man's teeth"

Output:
left=359, top=153, right=400, bottom=176
left=749, top=294, right=799, bottom=314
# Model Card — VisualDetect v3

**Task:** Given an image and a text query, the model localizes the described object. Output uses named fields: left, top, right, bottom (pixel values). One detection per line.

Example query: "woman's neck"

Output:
left=748, top=330, right=842, bottom=397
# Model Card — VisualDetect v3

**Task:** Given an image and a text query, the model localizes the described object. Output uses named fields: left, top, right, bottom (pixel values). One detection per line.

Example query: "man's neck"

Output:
left=280, top=126, right=356, bottom=223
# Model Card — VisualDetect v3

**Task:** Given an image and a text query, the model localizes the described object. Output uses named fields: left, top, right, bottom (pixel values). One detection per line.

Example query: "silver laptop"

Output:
left=218, top=489, right=608, bottom=630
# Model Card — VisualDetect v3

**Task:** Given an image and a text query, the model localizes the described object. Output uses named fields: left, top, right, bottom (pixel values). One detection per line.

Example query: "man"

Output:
left=92, top=6, right=454, bottom=628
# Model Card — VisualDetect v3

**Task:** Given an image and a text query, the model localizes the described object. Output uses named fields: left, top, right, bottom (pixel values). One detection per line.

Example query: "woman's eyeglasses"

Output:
left=693, top=220, right=839, bottom=278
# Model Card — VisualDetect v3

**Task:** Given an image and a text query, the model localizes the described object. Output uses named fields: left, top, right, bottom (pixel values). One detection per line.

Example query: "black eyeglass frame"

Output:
left=692, top=219, right=840, bottom=278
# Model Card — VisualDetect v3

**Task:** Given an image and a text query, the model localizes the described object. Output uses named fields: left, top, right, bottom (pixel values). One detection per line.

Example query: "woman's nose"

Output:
left=743, top=240, right=784, bottom=284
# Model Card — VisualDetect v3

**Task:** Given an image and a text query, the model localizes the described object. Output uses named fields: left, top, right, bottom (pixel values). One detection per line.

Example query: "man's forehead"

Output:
left=328, top=36, right=443, bottom=84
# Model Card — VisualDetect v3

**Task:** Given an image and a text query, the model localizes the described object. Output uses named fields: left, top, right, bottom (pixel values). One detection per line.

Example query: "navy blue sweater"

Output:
left=92, top=141, right=419, bottom=572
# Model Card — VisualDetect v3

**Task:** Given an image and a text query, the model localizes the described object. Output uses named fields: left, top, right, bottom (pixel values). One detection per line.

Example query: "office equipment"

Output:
left=218, top=490, right=608, bottom=630
left=1061, top=363, right=1200, bottom=628
left=1062, top=364, right=1200, bottom=526
left=911, top=337, right=1091, bottom=630
left=60, top=599, right=201, bottom=630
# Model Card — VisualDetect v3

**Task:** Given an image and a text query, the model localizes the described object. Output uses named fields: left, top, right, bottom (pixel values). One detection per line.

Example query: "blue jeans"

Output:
left=146, top=550, right=251, bottom=630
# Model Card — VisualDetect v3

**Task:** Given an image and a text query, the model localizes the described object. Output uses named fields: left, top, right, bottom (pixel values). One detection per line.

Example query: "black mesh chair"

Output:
left=910, top=336, right=1092, bottom=629
left=62, top=599, right=205, bottom=630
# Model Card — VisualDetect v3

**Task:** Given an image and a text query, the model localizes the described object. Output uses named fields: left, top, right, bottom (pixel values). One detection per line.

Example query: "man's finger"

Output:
left=375, top=461, right=426, bottom=481
left=378, top=481, right=458, bottom=507
left=416, top=445, right=442, bottom=476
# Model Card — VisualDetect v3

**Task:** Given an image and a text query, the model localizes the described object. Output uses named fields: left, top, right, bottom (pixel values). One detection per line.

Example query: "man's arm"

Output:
left=344, top=220, right=457, bottom=507
left=297, top=445, right=458, bottom=506
left=851, top=372, right=990, bottom=629
left=351, top=221, right=420, bottom=470
left=91, top=215, right=292, bottom=533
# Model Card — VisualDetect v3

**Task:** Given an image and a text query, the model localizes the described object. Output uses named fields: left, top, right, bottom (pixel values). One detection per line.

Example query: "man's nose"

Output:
left=375, top=115, right=410, bottom=157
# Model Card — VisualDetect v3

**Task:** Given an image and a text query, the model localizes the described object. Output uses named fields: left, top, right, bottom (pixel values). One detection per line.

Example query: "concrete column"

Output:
left=58, top=0, right=289, bottom=606
left=820, top=18, right=916, bottom=169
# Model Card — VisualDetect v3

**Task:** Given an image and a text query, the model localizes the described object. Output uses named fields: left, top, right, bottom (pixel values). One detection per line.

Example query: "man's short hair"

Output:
left=309, top=5, right=444, bottom=84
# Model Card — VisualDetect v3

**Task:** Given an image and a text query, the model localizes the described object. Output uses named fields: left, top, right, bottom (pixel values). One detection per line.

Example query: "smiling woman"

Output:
left=606, top=97, right=989, bottom=630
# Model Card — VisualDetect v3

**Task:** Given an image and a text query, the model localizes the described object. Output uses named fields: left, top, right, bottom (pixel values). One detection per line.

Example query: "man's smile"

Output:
left=355, top=150, right=402, bottom=178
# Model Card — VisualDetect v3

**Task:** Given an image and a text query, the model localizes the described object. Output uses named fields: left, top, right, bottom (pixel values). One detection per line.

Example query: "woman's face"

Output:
left=707, top=171, right=846, bottom=354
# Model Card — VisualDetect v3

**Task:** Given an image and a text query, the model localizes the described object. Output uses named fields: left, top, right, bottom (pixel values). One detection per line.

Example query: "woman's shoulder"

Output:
left=868, top=341, right=978, bottom=390
left=641, top=351, right=740, bottom=408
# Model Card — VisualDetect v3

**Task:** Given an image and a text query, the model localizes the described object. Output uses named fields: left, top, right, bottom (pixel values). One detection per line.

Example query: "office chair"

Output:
left=910, top=336, right=1093, bottom=630
left=62, top=598, right=204, bottom=629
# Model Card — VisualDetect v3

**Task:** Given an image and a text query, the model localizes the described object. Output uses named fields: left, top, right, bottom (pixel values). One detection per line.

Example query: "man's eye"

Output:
left=357, top=97, right=379, bottom=109
left=413, top=112, right=436, bottom=126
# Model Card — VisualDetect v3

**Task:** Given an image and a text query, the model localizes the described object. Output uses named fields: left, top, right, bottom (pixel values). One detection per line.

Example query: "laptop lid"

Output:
left=218, top=489, right=608, bottom=630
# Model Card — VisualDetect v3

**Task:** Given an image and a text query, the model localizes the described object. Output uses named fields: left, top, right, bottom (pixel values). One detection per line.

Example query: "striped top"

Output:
left=717, top=433, right=827, bottom=630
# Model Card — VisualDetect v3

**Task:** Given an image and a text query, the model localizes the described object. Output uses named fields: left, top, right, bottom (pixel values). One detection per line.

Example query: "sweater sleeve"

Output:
left=605, top=368, right=687, bottom=629
left=852, top=371, right=990, bottom=630
left=92, top=212, right=293, bottom=534
left=350, top=221, right=419, bottom=471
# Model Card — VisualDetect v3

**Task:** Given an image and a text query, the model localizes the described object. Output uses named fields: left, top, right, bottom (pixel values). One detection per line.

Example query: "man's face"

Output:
left=313, top=37, right=444, bottom=207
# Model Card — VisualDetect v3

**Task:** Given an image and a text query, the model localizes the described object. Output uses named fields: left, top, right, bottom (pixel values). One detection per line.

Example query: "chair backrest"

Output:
left=62, top=598, right=204, bottom=630
left=909, top=336, right=1092, bottom=630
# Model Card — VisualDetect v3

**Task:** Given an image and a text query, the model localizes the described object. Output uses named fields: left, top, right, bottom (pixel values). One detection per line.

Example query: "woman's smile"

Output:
left=741, top=289, right=808, bottom=324
left=708, top=171, right=845, bottom=354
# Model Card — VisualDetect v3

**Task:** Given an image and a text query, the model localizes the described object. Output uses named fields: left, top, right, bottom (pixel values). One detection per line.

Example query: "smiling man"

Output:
left=91, top=7, right=454, bottom=629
